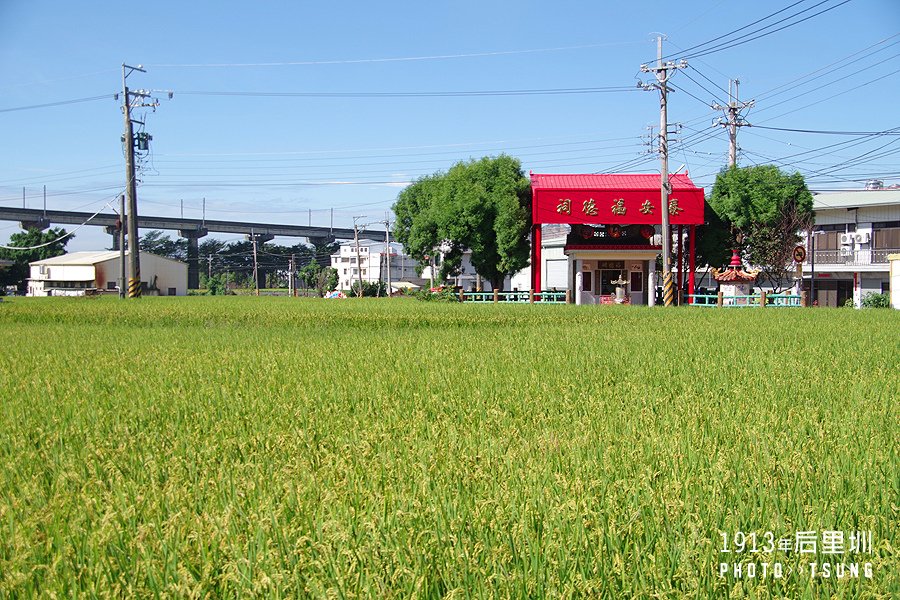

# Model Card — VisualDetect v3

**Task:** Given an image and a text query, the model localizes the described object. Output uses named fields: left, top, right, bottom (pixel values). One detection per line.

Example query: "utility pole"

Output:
left=383, top=217, right=392, bottom=298
left=120, top=63, right=158, bottom=299
left=713, top=79, right=754, bottom=168
left=119, top=194, right=126, bottom=299
left=353, top=216, right=366, bottom=298
left=290, top=253, right=296, bottom=297
left=122, top=64, right=142, bottom=298
left=640, top=36, right=687, bottom=307
left=251, top=228, right=260, bottom=296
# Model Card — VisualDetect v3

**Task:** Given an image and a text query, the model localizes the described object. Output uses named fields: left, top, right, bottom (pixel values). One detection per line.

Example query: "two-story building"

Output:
left=803, top=185, right=900, bottom=307
left=330, top=240, right=426, bottom=292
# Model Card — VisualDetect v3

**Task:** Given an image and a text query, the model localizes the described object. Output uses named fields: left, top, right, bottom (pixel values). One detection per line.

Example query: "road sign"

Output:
left=793, top=245, right=807, bottom=263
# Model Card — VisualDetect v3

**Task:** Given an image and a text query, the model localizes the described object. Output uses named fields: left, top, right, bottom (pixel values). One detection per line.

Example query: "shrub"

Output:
left=350, top=280, right=387, bottom=297
left=861, top=292, right=890, bottom=308
left=413, top=286, right=460, bottom=302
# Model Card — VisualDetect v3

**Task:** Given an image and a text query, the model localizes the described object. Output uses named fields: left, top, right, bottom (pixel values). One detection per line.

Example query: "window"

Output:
left=168, top=287, right=176, bottom=296
left=816, top=232, right=840, bottom=251
left=107, top=281, right=116, bottom=290
left=874, top=227, right=900, bottom=249
left=582, top=271, right=592, bottom=292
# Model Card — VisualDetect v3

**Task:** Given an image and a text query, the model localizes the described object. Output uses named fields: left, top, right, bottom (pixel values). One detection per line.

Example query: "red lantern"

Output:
left=640, top=225, right=654, bottom=239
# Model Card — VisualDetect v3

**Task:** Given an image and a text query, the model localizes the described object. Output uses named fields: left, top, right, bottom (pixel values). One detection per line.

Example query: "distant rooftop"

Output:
left=30, top=251, right=185, bottom=266
left=30, top=251, right=121, bottom=266
left=812, top=189, right=900, bottom=210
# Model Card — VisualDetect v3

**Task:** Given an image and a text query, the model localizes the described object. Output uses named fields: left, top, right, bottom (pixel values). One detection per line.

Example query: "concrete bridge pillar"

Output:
left=19, top=218, right=49, bottom=231
left=179, top=228, right=208, bottom=289
left=105, top=226, right=121, bottom=250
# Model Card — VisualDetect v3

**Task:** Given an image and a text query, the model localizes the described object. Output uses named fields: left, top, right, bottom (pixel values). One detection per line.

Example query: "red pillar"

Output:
left=688, top=225, right=696, bottom=304
left=531, top=223, right=542, bottom=293
left=677, top=225, right=684, bottom=303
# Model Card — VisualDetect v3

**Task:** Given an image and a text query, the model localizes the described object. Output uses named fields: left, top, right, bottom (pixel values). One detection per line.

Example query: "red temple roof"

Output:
left=713, top=269, right=758, bottom=283
left=531, top=173, right=700, bottom=192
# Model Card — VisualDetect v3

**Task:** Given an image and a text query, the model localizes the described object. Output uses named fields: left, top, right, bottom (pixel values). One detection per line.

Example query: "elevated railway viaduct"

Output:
left=0, top=207, right=385, bottom=288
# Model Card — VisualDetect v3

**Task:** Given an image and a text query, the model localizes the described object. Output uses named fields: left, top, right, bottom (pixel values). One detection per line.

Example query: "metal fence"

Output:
left=689, top=293, right=804, bottom=307
left=804, top=248, right=899, bottom=267
left=461, top=291, right=568, bottom=304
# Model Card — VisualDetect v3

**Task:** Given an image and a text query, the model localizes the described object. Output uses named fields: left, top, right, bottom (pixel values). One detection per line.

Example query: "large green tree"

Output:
left=708, top=165, right=814, bottom=292
left=392, top=155, right=532, bottom=290
left=138, top=230, right=187, bottom=260
left=0, top=227, right=72, bottom=290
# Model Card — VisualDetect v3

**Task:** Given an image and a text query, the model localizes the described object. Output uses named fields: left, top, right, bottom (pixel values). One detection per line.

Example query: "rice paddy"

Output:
left=0, top=297, right=897, bottom=598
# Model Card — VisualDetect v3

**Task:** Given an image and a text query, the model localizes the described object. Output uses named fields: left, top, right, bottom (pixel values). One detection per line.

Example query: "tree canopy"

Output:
left=708, top=165, right=814, bottom=291
left=392, top=155, right=532, bottom=290
left=0, top=227, right=72, bottom=290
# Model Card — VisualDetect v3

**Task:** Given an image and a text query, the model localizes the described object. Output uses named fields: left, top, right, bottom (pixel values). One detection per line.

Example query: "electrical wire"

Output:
left=150, top=41, right=644, bottom=68
left=657, top=0, right=811, bottom=62
left=751, top=125, right=900, bottom=136
left=176, top=86, right=641, bottom=99
left=0, top=94, right=113, bottom=114
left=678, top=0, right=854, bottom=61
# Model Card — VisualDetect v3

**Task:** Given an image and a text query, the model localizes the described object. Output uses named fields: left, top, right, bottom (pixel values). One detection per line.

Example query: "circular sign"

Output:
left=793, top=245, right=807, bottom=263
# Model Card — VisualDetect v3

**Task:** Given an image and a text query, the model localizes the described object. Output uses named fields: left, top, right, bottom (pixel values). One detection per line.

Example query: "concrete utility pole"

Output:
left=290, top=253, right=296, bottom=297
left=383, top=217, right=392, bottom=298
left=352, top=217, right=366, bottom=298
left=122, top=64, right=142, bottom=298
left=119, top=194, right=126, bottom=299
left=640, top=37, right=687, bottom=307
left=713, top=79, right=754, bottom=168
left=251, top=228, right=260, bottom=296
left=120, top=63, right=159, bottom=299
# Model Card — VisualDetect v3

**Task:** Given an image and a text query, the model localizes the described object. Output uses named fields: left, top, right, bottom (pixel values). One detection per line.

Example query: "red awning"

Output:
left=531, top=173, right=704, bottom=226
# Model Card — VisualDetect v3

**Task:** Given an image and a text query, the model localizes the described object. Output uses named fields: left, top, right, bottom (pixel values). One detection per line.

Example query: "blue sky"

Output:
left=1, top=0, right=898, bottom=251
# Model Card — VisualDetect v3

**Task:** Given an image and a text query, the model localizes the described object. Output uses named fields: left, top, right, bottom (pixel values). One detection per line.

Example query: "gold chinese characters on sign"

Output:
left=556, top=198, right=571, bottom=215
left=640, top=200, right=654, bottom=215
left=610, top=198, right=626, bottom=216
left=668, top=198, right=683, bottom=215
left=583, top=198, right=598, bottom=216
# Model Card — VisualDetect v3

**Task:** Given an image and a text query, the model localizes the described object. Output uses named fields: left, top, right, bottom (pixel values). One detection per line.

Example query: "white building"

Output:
left=509, top=225, right=569, bottom=292
left=802, top=187, right=900, bottom=307
left=330, top=240, right=426, bottom=291
left=27, top=251, right=188, bottom=297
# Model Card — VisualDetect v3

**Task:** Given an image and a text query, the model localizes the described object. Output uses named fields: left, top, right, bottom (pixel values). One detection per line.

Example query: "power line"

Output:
left=150, top=41, right=644, bottom=68
left=756, top=65, right=900, bottom=122
left=177, top=86, right=641, bottom=98
left=754, top=34, right=900, bottom=102
left=657, top=0, right=811, bottom=61
left=751, top=125, right=900, bottom=136
left=0, top=94, right=113, bottom=114
left=678, top=0, right=854, bottom=61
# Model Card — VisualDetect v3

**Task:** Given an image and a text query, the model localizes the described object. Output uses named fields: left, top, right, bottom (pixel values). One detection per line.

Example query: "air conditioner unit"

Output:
left=839, top=233, right=855, bottom=245
left=854, top=232, right=870, bottom=244
left=840, top=247, right=852, bottom=257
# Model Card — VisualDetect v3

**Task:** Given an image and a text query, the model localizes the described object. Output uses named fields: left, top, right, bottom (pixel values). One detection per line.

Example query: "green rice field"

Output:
left=0, top=297, right=897, bottom=598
